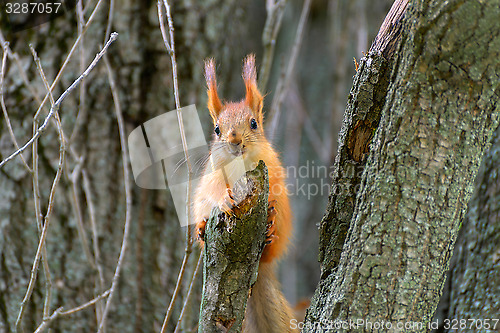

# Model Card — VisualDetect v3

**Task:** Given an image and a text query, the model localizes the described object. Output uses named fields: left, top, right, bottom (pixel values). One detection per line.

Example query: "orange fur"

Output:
left=195, top=54, right=292, bottom=262
left=194, top=55, right=296, bottom=332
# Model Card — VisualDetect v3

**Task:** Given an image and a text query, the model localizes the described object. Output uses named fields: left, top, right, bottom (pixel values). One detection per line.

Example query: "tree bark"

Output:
left=199, top=161, right=269, bottom=333
left=305, top=0, right=500, bottom=331
left=0, top=1, right=257, bottom=332
left=317, top=0, right=408, bottom=280
left=439, top=126, right=500, bottom=333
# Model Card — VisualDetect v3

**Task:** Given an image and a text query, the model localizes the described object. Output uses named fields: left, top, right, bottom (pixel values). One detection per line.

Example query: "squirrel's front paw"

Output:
left=197, top=218, right=208, bottom=242
left=265, top=200, right=278, bottom=246
left=218, top=188, right=236, bottom=215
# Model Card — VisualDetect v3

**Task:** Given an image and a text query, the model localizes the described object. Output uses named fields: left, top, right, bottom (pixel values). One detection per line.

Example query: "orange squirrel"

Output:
left=194, top=54, right=296, bottom=332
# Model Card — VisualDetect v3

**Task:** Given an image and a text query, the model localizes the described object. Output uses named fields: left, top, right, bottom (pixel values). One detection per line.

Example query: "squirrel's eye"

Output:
left=214, top=125, right=221, bottom=136
left=250, top=118, right=258, bottom=130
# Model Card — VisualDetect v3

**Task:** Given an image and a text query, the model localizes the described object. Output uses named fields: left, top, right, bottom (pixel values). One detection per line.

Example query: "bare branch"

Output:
left=15, top=73, right=65, bottom=333
left=82, top=169, right=106, bottom=324
left=157, top=0, right=190, bottom=172
left=33, top=308, right=63, bottom=333
left=96, top=52, right=133, bottom=333
left=161, top=246, right=192, bottom=333
left=59, top=289, right=110, bottom=316
left=259, top=0, right=288, bottom=92
left=31, top=0, right=106, bottom=120
left=267, top=0, right=311, bottom=138
left=157, top=2, right=195, bottom=331
left=14, top=31, right=117, bottom=331
left=68, top=160, right=95, bottom=268
left=0, top=42, right=32, bottom=172
left=69, top=0, right=88, bottom=144
left=33, top=290, right=111, bottom=333
left=0, top=31, right=42, bottom=104
left=199, top=161, right=269, bottom=332
left=0, top=32, right=118, bottom=169
left=29, top=44, right=61, bottom=322
left=174, top=252, right=203, bottom=333
left=103, top=0, right=115, bottom=47
left=157, top=0, right=173, bottom=54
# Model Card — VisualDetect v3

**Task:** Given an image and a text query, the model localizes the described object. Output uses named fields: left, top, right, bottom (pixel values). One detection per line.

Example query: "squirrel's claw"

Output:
left=197, top=218, right=208, bottom=242
left=265, top=200, right=278, bottom=245
left=219, top=188, right=236, bottom=216
left=219, top=188, right=235, bottom=214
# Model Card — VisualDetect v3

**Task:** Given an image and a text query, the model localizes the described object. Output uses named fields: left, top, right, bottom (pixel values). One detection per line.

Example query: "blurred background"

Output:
left=0, top=0, right=393, bottom=331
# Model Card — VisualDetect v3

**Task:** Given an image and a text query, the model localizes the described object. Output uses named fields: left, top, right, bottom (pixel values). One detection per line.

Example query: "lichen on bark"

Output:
left=305, top=0, right=500, bottom=331
left=199, top=161, right=269, bottom=333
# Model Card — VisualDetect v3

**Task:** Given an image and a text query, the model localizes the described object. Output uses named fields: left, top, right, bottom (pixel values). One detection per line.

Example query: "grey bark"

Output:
left=317, top=0, right=408, bottom=279
left=0, top=1, right=256, bottom=332
left=305, top=0, right=500, bottom=331
left=436, top=126, right=500, bottom=333
left=199, top=161, right=269, bottom=333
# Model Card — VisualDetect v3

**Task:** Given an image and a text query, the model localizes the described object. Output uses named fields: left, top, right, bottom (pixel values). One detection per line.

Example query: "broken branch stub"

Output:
left=199, top=160, right=269, bottom=333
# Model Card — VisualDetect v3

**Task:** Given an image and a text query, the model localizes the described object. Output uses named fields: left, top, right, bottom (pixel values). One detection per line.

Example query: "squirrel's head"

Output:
left=204, top=54, right=265, bottom=163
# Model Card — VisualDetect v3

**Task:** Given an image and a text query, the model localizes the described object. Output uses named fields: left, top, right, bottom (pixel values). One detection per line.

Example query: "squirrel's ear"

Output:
left=204, top=59, right=222, bottom=121
left=242, top=54, right=263, bottom=123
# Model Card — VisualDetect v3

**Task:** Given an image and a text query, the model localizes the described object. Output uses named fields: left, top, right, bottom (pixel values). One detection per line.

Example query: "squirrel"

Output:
left=194, top=54, right=296, bottom=333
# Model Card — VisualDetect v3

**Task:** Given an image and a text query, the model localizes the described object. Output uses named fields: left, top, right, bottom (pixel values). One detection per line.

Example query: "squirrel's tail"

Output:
left=242, top=262, right=297, bottom=333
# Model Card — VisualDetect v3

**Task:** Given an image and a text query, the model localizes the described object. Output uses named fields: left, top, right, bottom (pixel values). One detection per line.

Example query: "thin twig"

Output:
left=30, top=54, right=44, bottom=333
left=158, top=0, right=190, bottom=170
left=134, top=189, right=147, bottom=332
left=0, top=0, right=108, bottom=167
left=59, top=289, right=110, bottom=316
left=32, top=0, right=106, bottom=121
left=14, top=33, right=117, bottom=332
left=29, top=44, right=63, bottom=322
left=69, top=159, right=95, bottom=267
left=103, top=0, right=115, bottom=48
left=69, top=0, right=88, bottom=143
left=2, top=26, right=105, bottom=329
left=0, top=42, right=32, bottom=172
left=288, top=81, right=327, bottom=163
left=157, top=1, right=194, bottom=331
left=0, top=32, right=118, bottom=169
left=59, top=3, right=96, bottom=270
left=157, top=1, right=173, bottom=55
left=267, top=0, right=311, bottom=138
left=1, top=33, right=88, bottom=168
left=161, top=251, right=191, bottom=333
left=15, top=96, right=64, bottom=332
left=96, top=4, right=115, bottom=327
left=259, top=0, right=288, bottom=92
left=82, top=169, right=106, bottom=325
left=2, top=34, right=96, bottom=300
left=173, top=252, right=202, bottom=333
left=0, top=31, right=42, bottom=104
left=0, top=31, right=81, bottom=164
left=159, top=0, right=193, bottom=228
left=33, top=307, right=63, bottom=333
left=97, top=53, right=133, bottom=333
left=33, top=290, right=111, bottom=333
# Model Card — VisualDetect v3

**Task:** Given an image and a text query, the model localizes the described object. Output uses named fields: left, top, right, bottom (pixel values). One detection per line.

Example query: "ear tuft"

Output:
left=242, top=54, right=263, bottom=123
left=204, top=58, right=222, bottom=121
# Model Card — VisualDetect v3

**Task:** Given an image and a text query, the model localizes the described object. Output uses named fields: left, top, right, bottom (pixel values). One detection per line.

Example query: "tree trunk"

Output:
left=0, top=1, right=258, bottom=332
left=435, top=126, right=500, bottom=333
left=305, top=0, right=500, bottom=331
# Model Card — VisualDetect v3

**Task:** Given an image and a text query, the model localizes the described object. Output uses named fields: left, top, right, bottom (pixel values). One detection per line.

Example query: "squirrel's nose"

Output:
left=228, top=130, right=242, bottom=146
